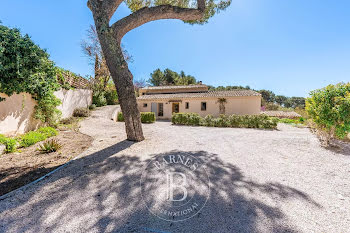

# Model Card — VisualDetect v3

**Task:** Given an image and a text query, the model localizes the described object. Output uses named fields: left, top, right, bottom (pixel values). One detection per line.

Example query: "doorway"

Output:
left=172, top=103, right=179, bottom=113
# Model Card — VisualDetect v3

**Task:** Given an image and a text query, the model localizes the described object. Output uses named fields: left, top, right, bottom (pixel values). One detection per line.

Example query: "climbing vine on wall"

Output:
left=0, top=23, right=61, bottom=125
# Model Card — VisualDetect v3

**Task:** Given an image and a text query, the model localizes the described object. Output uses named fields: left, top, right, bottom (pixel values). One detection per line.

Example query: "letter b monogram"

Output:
left=166, top=172, right=188, bottom=202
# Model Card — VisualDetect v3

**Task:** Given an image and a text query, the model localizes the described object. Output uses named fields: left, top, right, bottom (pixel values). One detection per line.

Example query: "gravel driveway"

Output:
left=0, top=106, right=349, bottom=232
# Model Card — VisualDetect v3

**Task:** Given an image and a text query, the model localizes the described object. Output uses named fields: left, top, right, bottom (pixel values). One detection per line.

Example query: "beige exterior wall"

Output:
left=0, top=89, right=92, bottom=136
left=0, top=93, right=41, bottom=136
left=137, top=96, right=261, bottom=120
left=54, top=89, right=92, bottom=118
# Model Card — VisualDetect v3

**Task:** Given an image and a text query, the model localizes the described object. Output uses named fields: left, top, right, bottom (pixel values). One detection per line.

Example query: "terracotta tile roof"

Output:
left=141, top=85, right=208, bottom=90
left=137, top=90, right=261, bottom=100
left=261, top=111, right=301, bottom=118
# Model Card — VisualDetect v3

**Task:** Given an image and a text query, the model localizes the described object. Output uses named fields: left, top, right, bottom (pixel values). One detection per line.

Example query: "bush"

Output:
left=172, top=113, right=278, bottom=129
left=105, top=89, right=118, bottom=105
left=117, top=112, right=124, bottom=122
left=89, top=104, right=96, bottom=110
left=0, top=135, right=18, bottom=153
left=306, top=82, right=350, bottom=144
left=92, top=92, right=107, bottom=107
left=60, top=117, right=76, bottom=125
left=37, top=139, right=62, bottom=153
left=73, top=108, right=90, bottom=117
left=172, top=113, right=201, bottom=126
left=37, top=127, right=58, bottom=137
left=117, top=112, right=156, bottom=123
left=141, top=112, right=156, bottom=123
left=20, top=131, right=47, bottom=148
left=19, top=127, right=58, bottom=148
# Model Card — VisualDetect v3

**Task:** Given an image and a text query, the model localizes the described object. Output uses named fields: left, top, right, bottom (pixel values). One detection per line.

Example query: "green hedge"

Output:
left=140, top=112, right=156, bottom=123
left=117, top=112, right=124, bottom=122
left=172, top=113, right=278, bottom=129
left=117, top=112, right=156, bottom=123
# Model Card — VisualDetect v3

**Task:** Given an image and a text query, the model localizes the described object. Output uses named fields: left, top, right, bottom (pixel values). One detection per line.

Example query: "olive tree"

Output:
left=87, top=0, right=231, bottom=141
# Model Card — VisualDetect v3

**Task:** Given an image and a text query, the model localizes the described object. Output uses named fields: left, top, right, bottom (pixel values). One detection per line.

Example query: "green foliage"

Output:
left=306, top=83, right=350, bottom=139
left=0, top=24, right=61, bottom=124
left=92, top=91, right=107, bottom=107
left=117, top=112, right=125, bottom=122
left=73, top=108, right=90, bottom=117
left=20, top=131, right=47, bottom=148
left=148, top=68, right=198, bottom=86
left=34, top=94, right=62, bottom=126
left=37, top=139, right=62, bottom=153
left=89, top=104, right=97, bottom=110
left=140, top=112, right=156, bottom=123
left=105, top=89, right=118, bottom=105
left=118, top=112, right=156, bottom=123
left=172, top=113, right=278, bottom=129
left=0, top=135, right=18, bottom=153
left=19, top=127, right=58, bottom=148
left=124, top=0, right=232, bottom=25
left=37, top=127, right=58, bottom=137
left=258, top=90, right=276, bottom=103
left=172, top=113, right=201, bottom=126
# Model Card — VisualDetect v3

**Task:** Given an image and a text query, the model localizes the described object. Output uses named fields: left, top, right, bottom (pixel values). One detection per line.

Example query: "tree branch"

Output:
left=112, top=0, right=206, bottom=42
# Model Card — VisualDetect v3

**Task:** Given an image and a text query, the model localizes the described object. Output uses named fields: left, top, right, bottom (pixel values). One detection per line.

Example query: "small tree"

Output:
left=306, top=83, right=350, bottom=146
left=217, top=98, right=227, bottom=114
left=87, top=0, right=231, bottom=141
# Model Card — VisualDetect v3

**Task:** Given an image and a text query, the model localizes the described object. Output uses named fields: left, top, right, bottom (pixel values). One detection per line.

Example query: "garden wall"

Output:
left=0, top=89, right=92, bottom=136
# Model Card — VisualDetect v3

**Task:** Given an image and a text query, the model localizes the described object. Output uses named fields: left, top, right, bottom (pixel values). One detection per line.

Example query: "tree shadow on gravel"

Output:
left=0, top=143, right=322, bottom=233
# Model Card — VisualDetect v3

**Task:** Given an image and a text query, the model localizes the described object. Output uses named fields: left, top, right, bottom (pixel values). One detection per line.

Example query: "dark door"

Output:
left=172, top=103, right=179, bottom=113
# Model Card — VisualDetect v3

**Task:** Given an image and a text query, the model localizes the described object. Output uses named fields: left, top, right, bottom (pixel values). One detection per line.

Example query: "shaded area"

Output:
left=0, top=142, right=321, bottom=233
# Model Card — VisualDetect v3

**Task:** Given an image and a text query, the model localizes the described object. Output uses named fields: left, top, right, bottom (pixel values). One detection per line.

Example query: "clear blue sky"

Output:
left=1, top=0, right=349, bottom=97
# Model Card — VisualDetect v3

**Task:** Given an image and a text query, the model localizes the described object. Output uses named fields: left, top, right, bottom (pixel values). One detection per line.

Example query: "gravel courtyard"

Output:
left=0, top=106, right=349, bottom=232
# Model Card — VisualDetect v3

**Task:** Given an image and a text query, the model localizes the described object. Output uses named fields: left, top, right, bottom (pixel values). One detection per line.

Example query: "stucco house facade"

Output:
left=137, top=85, right=261, bottom=120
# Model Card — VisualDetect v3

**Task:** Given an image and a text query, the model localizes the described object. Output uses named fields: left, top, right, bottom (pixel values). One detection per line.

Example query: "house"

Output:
left=137, top=84, right=261, bottom=120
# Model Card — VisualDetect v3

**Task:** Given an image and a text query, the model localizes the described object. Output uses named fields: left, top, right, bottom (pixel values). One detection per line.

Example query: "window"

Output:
left=143, top=103, right=148, bottom=108
left=185, top=102, right=189, bottom=109
left=158, top=103, right=164, bottom=117
left=201, top=102, right=207, bottom=111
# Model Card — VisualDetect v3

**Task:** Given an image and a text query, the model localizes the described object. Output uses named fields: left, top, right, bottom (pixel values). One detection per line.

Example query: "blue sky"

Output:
left=1, top=0, right=349, bottom=97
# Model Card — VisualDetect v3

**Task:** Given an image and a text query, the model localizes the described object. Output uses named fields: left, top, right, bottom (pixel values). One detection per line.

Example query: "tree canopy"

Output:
left=0, top=23, right=59, bottom=99
left=148, top=68, right=198, bottom=86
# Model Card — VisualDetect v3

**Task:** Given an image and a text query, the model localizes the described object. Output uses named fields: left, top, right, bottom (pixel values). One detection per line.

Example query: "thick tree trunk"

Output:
left=96, top=28, right=144, bottom=142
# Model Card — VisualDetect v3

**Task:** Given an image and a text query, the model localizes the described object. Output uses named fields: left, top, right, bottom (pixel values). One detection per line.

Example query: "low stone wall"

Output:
left=0, top=89, right=92, bottom=136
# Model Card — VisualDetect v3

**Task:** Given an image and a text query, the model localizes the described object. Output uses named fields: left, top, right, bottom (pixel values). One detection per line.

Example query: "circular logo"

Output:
left=140, top=153, right=210, bottom=222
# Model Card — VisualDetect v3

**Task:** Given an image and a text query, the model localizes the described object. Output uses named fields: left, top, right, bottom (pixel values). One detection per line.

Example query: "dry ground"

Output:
left=0, top=130, right=93, bottom=196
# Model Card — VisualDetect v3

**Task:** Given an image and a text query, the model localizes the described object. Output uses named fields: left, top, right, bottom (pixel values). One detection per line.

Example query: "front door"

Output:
left=172, top=103, right=179, bottom=113
left=151, top=103, right=157, bottom=114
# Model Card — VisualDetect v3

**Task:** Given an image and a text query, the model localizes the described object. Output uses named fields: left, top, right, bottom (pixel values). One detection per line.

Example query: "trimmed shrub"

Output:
left=141, top=112, right=156, bottom=123
left=172, top=113, right=201, bottom=126
left=0, top=135, right=17, bottom=153
left=37, top=127, right=58, bottom=137
left=172, top=113, right=278, bottom=129
left=117, top=112, right=156, bottom=123
left=20, top=131, right=47, bottom=148
left=73, top=108, right=90, bottom=117
left=117, top=112, right=124, bottom=122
